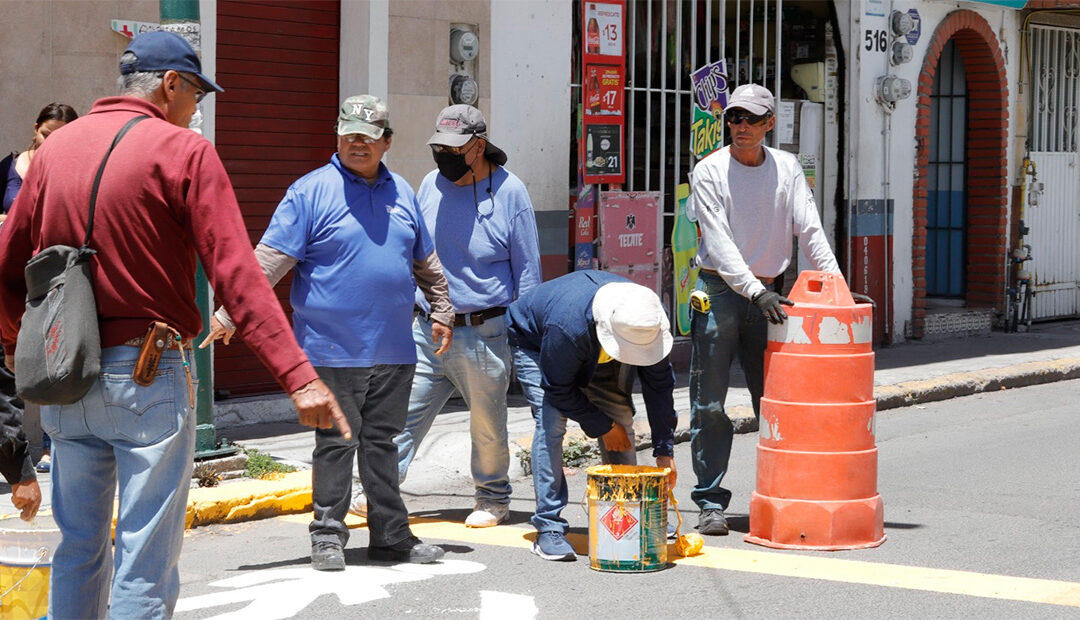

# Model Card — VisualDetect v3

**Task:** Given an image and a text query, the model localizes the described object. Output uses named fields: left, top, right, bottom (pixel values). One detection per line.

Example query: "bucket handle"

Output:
left=668, top=489, right=685, bottom=539
left=0, top=546, right=48, bottom=601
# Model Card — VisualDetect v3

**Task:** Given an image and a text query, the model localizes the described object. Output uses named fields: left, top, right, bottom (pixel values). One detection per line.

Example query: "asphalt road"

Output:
left=175, top=380, right=1080, bottom=619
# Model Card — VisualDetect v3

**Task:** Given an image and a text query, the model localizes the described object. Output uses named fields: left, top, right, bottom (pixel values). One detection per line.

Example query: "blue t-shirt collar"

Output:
left=330, top=153, right=392, bottom=187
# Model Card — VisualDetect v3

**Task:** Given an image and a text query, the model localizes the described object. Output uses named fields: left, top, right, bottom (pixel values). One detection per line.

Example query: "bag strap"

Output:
left=83, top=115, right=150, bottom=249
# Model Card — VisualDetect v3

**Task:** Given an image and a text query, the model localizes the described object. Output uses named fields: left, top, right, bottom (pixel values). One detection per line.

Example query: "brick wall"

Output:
left=911, top=10, right=1008, bottom=339
left=1025, top=1, right=1080, bottom=9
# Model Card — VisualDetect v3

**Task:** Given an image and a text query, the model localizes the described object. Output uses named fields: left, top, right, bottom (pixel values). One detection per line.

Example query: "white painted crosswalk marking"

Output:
left=479, top=591, right=539, bottom=619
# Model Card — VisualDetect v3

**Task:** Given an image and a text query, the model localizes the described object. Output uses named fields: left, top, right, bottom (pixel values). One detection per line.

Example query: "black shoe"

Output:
left=697, top=509, right=729, bottom=536
left=311, top=540, right=346, bottom=571
left=368, top=536, right=445, bottom=564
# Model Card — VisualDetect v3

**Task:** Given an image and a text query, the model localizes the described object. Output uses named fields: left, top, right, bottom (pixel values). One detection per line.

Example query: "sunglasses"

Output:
left=430, top=142, right=473, bottom=155
left=176, top=73, right=207, bottom=103
left=724, top=110, right=771, bottom=126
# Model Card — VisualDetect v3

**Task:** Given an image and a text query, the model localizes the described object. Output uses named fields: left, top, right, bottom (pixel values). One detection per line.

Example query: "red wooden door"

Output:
left=214, top=0, right=339, bottom=396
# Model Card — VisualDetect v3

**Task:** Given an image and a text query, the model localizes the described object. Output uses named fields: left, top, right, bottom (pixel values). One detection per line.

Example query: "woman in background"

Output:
left=1, top=102, right=79, bottom=473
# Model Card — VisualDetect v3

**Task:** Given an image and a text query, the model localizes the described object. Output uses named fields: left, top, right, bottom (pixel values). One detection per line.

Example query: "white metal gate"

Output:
left=1026, top=24, right=1080, bottom=320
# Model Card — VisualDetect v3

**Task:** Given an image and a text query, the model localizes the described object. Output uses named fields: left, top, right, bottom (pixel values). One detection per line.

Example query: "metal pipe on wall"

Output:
left=774, top=0, right=782, bottom=149
left=646, top=0, right=654, bottom=190
left=660, top=0, right=668, bottom=200
left=735, top=0, right=742, bottom=89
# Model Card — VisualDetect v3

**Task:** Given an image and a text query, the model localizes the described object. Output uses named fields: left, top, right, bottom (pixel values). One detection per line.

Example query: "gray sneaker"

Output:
left=531, top=531, right=576, bottom=561
left=697, top=508, right=729, bottom=536
left=368, top=536, right=445, bottom=564
left=311, top=541, right=346, bottom=571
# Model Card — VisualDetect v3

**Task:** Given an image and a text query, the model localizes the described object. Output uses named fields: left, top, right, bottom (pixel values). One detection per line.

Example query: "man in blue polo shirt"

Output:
left=507, top=270, right=678, bottom=561
left=205, top=95, right=453, bottom=570
left=351, top=105, right=541, bottom=528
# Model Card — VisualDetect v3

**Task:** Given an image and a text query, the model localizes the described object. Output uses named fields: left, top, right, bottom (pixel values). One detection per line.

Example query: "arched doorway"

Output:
left=911, top=11, right=1009, bottom=339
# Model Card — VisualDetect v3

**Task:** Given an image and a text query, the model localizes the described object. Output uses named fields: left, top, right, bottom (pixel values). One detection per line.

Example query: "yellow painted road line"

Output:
left=277, top=514, right=1080, bottom=608
left=676, top=546, right=1080, bottom=608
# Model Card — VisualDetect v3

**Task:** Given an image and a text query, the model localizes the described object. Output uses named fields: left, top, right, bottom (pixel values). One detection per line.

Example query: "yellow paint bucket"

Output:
left=586, top=465, right=669, bottom=572
left=0, top=514, right=60, bottom=620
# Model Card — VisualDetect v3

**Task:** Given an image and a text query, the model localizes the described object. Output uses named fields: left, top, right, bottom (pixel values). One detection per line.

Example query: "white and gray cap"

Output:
left=726, top=84, right=775, bottom=116
left=427, top=105, right=508, bottom=165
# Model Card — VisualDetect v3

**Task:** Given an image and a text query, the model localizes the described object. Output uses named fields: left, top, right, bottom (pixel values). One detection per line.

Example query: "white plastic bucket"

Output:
left=0, top=513, right=60, bottom=620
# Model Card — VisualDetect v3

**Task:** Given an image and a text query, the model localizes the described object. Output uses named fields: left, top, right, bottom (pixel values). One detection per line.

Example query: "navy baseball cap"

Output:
left=120, top=31, right=224, bottom=93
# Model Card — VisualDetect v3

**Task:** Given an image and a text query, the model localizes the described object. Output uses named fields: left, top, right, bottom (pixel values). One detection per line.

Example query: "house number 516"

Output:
left=864, top=29, right=888, bottom=52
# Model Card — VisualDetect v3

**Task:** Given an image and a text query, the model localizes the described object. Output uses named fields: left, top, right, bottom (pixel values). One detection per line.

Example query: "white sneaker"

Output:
left=349, top=487, right=367, bottom=517
left=465, top=502, right=510, bottom=528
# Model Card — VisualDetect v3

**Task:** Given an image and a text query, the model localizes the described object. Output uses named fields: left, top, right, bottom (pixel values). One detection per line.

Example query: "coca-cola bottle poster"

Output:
left=585, top=65, right=624, bottom=117
left=583, top=2, right=623, bottom=58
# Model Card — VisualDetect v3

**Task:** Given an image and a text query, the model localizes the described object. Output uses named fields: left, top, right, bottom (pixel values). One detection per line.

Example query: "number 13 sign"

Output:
left=584, top=2, right=623, bottom=57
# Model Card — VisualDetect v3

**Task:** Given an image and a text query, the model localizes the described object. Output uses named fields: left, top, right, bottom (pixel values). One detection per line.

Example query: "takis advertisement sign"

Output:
left=690, top=60, right=729, bottom=160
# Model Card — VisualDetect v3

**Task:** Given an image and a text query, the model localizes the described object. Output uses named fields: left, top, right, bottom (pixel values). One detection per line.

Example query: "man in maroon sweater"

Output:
left=0, top=31, right=349, bottom=617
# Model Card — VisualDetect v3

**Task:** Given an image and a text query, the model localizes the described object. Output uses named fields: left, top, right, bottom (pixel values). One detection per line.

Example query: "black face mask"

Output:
left=434, top=150, right=471, bottom=182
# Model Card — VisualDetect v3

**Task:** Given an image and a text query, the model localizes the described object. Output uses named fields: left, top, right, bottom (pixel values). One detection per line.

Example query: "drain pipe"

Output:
left=880, top=1, right=894, bottom=340
left=845, top=0, right=857, bottom=281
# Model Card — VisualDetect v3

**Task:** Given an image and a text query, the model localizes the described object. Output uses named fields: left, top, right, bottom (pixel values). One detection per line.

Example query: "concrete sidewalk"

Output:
left=7, top=319, right=1080, bottom=524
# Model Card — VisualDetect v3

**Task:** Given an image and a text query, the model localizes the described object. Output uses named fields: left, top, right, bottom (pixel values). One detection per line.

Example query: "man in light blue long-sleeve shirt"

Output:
left=352, top=105, right=542, bottom=528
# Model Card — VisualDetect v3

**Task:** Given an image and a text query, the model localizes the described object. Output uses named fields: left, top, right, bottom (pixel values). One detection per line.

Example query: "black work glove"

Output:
left=851, top=292, right=875, bottom=307
left=752, top=290, right=794, bottom=324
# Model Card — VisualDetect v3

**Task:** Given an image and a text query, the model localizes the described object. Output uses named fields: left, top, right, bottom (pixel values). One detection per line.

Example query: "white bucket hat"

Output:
left=591, top=282, right=673, bottom=366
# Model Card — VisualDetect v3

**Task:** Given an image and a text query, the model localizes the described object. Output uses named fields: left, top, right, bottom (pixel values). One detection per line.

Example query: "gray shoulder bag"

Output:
left=15, top=115, right=149, bottom=405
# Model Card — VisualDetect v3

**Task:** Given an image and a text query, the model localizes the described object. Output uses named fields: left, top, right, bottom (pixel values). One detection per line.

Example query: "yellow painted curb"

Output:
left=185, top=470, right=313, bottom=529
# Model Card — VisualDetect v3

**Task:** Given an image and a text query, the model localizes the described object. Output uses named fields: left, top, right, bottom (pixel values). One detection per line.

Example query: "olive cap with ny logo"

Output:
left=337, top=95, right=390, bottom=139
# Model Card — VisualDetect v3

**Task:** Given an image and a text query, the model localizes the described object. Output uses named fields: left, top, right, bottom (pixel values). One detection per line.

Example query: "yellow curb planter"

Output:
left=185, top=470, right=313, bottom=529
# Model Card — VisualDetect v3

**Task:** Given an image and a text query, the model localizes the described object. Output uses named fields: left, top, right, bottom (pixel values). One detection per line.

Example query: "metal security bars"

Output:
left=926, top=40, right=967, bottom=298
left=619, top=0, right=785, bottom=224
left=1030, top=25, right=1080, bottom=153
left=1024, top=24, right=1080, bottom=320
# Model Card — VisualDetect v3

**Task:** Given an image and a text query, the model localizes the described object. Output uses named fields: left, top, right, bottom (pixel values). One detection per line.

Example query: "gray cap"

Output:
left=427, top=105, right=507, bottom=165
left=726, top=84, right=775, bottom=115
left=337, top=95, right=389, bottom=139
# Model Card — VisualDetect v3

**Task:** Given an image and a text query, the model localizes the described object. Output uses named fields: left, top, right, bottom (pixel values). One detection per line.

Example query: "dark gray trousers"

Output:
left=309, top=364, right=415, bottom=548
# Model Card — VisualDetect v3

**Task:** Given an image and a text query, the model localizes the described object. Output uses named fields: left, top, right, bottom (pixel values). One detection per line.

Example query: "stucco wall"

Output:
left=490, top=1, right=572, bottom=213
left=340, top=1, right=570, bottom=218
left=381, top=0, right=491, bottom=189
left=0, top=1, right=158, bottom=155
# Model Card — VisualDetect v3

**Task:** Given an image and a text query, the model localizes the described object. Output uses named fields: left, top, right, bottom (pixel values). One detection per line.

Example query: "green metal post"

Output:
left=160, top=0, right=234, bottom=458
left=160, top=0, right=198, bottom=23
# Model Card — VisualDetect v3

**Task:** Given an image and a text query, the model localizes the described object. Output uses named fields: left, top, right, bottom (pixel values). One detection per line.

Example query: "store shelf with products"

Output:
left=718, top=2, right=829, bottom=101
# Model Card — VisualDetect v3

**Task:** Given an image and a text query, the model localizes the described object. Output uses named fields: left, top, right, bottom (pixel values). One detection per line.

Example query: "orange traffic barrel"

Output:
left=744, top=270, right=885, bottom=550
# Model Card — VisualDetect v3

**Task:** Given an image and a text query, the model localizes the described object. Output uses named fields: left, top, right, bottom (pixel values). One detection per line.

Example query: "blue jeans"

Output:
left=513, top=347, right=636, bottom=534
left=41, top=345, right=197, bottom=619
left=689, top=271, right=769, bottom=512
left=396, top=315, right=512, bottom=504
